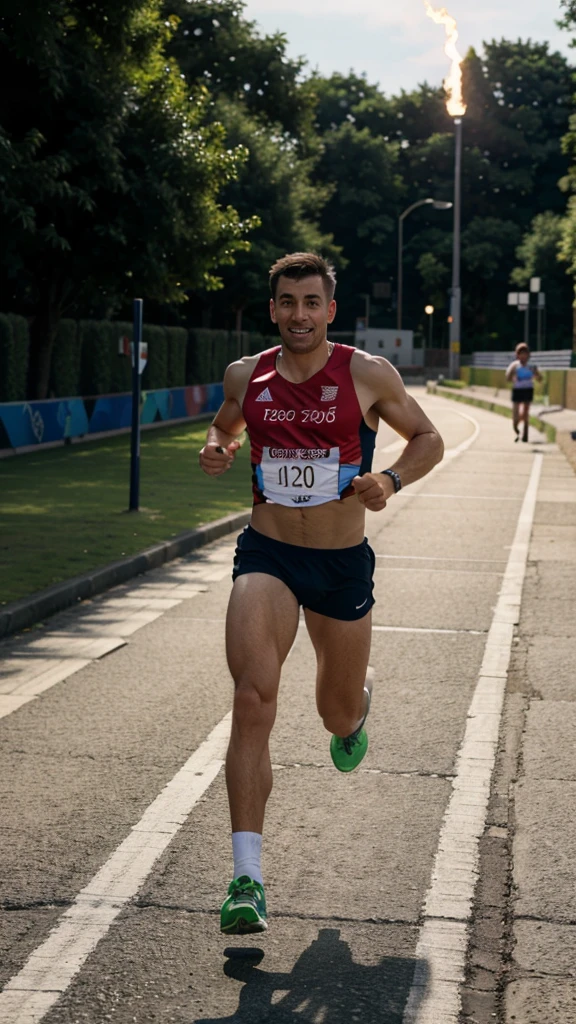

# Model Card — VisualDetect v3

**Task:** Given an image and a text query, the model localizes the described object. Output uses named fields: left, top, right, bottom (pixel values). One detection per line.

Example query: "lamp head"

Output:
left=432, top=201, right=453, bottom=210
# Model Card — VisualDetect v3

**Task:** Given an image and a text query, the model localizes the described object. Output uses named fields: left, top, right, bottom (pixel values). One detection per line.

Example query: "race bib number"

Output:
left=260, top=446, right=340, bottom=506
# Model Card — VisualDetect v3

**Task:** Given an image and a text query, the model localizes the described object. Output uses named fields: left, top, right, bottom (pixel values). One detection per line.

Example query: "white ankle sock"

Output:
left=232, top=831, right=263, bottom=884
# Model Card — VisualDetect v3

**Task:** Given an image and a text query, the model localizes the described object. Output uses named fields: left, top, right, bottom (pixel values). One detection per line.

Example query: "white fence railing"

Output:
left=472, top=350, right=573, bottom=369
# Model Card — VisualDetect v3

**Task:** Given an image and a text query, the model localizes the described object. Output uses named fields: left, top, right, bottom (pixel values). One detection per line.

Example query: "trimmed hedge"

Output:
left=110, top=321, right=133, bottom=394
left=165, top=327, right=187, bottom=389
left=0, top=313, right=281, bottom=400
left=79, top=320, right=118, bottom=397
left=49, top=319, right=81, bottom=397
left=142, top=324, right=167, bottom=390
left=187, top=329, right=229, bottom=385
left=0, top=313, right=30, bottom=401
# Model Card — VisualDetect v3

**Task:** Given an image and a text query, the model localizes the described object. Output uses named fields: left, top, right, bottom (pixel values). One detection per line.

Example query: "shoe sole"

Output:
left=221, top=903, right=268, bottom=935
left=221, top=915, right=268, bottom=935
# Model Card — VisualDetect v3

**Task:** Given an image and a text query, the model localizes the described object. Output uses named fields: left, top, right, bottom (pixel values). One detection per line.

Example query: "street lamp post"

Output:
left=449, top=117, right=463, bottom=380
left=397, top=199, right=452, bottom=331
left=424, top=304, right=434, bottom=368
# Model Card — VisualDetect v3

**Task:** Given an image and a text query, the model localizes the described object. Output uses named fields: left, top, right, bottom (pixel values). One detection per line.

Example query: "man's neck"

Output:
left=276, top=339, right=333, bottom=383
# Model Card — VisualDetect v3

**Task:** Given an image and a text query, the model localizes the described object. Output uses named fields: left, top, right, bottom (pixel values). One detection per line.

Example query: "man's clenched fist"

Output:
left=352, top=472, right=394, bottom=511
left=199, top=440, right=241, bottom=476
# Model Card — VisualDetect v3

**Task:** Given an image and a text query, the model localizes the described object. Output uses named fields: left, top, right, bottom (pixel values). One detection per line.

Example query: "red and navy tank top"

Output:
left=242, top=344, right=376, bottom=507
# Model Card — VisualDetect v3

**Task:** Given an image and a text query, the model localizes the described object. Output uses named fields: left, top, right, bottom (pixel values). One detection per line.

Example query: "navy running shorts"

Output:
left=512, top=387, right=533, bottom=404
left=232, top=524, right=375, bottom=621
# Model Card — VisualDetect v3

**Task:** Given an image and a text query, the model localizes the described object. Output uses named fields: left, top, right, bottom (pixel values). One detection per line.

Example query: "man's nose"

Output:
left=291, top=304, right=307, bottom=321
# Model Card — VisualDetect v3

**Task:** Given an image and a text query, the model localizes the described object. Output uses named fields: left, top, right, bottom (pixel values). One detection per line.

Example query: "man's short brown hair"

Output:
left=269, top=252, right=336, bottom=301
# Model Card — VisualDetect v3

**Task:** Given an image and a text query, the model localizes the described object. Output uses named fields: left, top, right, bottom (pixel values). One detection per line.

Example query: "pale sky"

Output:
left=243, top=0, right=573, bottom=96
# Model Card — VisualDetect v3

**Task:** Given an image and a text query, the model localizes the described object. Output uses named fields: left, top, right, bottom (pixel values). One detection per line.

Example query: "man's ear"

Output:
left=327, top=299, right=337, bottom=324
left=269, top=298, right=277, bottom=323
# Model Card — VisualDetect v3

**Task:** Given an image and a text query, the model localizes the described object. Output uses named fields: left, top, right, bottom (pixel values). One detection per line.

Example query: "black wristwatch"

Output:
left=381, top=469, right=402, bottom=493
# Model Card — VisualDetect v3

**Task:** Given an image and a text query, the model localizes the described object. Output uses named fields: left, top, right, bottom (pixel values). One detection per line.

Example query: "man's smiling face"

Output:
left=270, top=274, right=336, bottom=355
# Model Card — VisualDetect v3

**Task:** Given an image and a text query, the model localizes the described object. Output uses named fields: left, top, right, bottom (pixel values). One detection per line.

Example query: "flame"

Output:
left=424, top=1, right=467, bottom=117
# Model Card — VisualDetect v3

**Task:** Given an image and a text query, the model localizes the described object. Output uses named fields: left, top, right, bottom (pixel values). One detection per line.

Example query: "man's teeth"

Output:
left=290, top=328, right=311, bottom=334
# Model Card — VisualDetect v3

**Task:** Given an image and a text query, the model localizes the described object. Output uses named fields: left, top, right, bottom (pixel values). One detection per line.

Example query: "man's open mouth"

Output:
left=289, top=328, right=313, bottom=335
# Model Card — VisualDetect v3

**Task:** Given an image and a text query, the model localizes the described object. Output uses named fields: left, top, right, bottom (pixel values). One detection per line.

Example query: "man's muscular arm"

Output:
left=352, top=353, right=444, bottom=511
left=199, top=361, right=250, bottom=477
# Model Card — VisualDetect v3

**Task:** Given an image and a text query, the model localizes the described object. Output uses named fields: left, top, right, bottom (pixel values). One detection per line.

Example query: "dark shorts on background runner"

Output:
left=512, top=387, right=534, bottom=404
left=232, top=525, right=375, bottom=621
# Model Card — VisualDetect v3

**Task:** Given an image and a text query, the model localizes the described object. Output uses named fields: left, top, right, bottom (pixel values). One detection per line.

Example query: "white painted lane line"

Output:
left=402, top=451, right=543, bottom=1024
left=0, top=713, right=233, bottom=1024
left=170, top=617, right=487, bottom=636
left=372, top=626, right=487, bottom=636
left=0, top=560, right=230, bottom=721
left=375, top=568, right=503, bottom=576
left=396, top=492, right=520, bottom=502
left=376, top=555, right=507, bottom=564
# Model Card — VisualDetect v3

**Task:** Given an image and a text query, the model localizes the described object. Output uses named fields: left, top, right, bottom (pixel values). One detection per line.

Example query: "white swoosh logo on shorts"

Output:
left=355, top=598, right=368, bottom=610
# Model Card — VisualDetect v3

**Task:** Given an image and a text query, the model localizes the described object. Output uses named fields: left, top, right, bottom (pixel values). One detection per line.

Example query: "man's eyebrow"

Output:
left=277, top=291, right=322, bottom=300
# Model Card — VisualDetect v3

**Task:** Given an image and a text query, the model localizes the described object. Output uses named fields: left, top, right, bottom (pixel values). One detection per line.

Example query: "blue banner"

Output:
left=0, top=385, right=224, bottom=451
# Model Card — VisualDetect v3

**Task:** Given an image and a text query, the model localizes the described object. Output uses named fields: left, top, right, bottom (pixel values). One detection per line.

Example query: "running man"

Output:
left=505, top=342, right=542, bottom=443
left=199, top=252, right=444, bottom=935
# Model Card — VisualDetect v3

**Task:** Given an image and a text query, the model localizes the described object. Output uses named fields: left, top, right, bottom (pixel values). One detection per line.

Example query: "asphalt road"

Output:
left=1, top=390, right=574, bottom=1024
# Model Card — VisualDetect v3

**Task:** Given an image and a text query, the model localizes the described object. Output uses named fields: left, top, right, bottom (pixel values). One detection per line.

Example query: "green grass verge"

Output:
left=0, top=422, right=252, bottom=605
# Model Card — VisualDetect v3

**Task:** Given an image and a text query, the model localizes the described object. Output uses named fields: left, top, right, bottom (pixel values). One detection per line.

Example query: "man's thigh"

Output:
left=226, top=573, right=299, bottom=698
left=304, top=608, right=372, bottom=712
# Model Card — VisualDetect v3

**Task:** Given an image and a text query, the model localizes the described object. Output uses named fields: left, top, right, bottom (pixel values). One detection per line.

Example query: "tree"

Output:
left=0, top=1, right=252, bottom=397
left=511, top=212, right=572, bottom=347
left=201, top=98, right=338, bottom=334
left=164, top=0, right=314, bottom=140
left=417, top=252, right=449, bottom=310
left=309, top=42, right=573, bottom=346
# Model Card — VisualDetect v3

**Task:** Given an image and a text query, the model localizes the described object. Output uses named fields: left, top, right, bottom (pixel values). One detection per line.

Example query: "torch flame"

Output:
left=424, top=1, right=467, bottom=118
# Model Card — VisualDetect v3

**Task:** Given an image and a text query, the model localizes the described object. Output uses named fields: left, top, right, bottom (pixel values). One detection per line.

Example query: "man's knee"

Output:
left=232, top=679, right=276, bottom=733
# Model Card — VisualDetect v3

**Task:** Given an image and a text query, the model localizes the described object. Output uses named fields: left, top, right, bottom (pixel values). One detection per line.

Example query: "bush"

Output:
left=142, top=324, right=167, bottom=390
left=79, top=320, right=117, bottom=396
left=165, top=327, right=187, bottom=388
left=212, top=330, right=235, bottom=381
left=187, top=329, right=221, bottom=384
left=49, top=319, right=81, bottom=397
left=0, top=313, right=30, bottom=401
left=0, top=314, right=13, bottom=401
left=110, top=321, right=133, bottom=393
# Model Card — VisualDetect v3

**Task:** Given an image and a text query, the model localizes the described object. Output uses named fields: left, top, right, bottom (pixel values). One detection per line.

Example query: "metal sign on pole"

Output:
left=129, top=298, right=144, bottom=512
left=530, top=278, right=543, bottom=351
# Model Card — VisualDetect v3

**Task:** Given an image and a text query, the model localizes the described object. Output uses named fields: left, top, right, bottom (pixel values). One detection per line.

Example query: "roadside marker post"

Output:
left=129, top=298, right=144, bottom=512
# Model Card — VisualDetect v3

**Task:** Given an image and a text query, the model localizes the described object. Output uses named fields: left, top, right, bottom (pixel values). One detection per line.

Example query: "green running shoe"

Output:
left=330, top=678, right=372, bottom=773
left=220, top=875, right=268, bottom=935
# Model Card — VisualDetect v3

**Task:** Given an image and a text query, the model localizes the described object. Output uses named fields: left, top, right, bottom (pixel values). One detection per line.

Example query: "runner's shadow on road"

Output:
left=196, top=927, right=427, bottom=1024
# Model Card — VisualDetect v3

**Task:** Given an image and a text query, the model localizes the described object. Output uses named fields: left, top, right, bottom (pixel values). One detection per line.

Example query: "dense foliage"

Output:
left=1, top=0, right=575, bottom=398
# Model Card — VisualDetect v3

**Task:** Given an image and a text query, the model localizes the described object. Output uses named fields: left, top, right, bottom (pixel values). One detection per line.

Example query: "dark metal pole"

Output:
left=449, top=118, right=463, bottom=379
left=129, top=298, right=143, bottom=512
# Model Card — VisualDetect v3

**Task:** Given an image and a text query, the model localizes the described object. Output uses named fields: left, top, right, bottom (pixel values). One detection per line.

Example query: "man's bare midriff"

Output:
left=251, top=495, right=366, bottom=548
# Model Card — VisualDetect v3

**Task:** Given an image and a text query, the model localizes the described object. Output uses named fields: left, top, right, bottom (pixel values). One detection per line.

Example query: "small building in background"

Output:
left=354, top=328, right=420, bottom=366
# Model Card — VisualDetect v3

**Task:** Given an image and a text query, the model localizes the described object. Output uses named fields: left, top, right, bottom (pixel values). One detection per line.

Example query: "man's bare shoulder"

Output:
left=350, top=349, right=403, bottom=398
left=223, top=354, right=261, bottom=398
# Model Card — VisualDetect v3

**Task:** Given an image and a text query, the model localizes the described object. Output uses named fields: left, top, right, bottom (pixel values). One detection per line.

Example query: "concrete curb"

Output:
left=0, top=510, right=251, bottom=640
